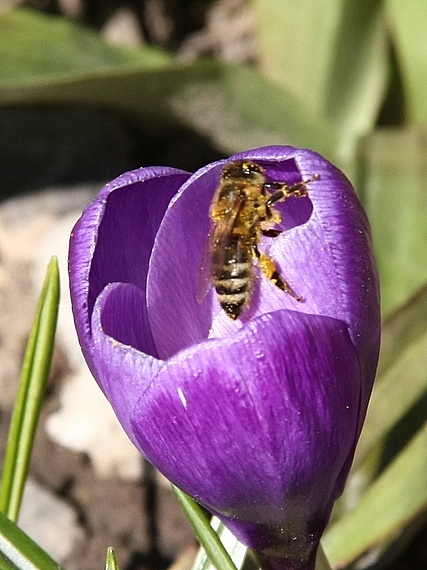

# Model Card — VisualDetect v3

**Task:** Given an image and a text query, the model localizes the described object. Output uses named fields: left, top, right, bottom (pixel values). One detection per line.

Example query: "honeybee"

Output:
left=198, top=159, right=319, bottom=320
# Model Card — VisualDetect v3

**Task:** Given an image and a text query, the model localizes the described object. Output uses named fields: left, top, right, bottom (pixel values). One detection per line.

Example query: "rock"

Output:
left=20, top=478, right=84, bottom=562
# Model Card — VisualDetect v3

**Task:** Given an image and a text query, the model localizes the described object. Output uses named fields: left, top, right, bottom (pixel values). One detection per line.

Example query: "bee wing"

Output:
left=196, top=194, right=243, bottom=303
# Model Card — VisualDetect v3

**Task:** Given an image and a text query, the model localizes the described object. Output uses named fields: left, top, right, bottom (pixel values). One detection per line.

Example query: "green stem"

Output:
left=0, top=258, right=60, bottom=521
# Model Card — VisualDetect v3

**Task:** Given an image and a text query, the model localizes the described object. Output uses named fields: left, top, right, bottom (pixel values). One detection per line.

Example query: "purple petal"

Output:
left=69, top=166, right=191, bottom=372
left=69, top=146, right=380, bottom=567
left=146, top=156, right=313, bottom=359
left=90, top=282, right=163, bottom=446
left=131, top=310, right=360, bottom=556
left=146, top=147, right=379, bottom=421
left=146, top=161, right=223, bottom=358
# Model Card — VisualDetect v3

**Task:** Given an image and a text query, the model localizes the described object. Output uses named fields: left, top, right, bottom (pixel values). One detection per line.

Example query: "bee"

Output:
left=198, top=159, right=319, bottom=320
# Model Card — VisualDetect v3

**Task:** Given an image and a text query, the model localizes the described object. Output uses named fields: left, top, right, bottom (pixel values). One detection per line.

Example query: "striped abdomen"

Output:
left=212, top=233, right=254, bottom=320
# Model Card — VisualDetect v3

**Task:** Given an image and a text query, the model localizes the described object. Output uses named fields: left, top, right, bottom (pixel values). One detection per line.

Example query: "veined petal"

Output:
left=69, top=166, right=190, bottom=373
left=69, top=146, right=380, bottom=570
left=131, top=310, right=360, bottom=555
left=146, top=147, right=379, bottom=425
left=90, top=282, right=163, bottom=447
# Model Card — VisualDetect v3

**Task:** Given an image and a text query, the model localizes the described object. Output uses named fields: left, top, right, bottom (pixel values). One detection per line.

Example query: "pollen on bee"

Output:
left=199, top=160, right=315, bottom=318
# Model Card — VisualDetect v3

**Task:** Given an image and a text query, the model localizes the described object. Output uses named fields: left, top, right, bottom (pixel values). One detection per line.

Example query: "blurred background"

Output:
left=0, top=1, right=427, bottom=569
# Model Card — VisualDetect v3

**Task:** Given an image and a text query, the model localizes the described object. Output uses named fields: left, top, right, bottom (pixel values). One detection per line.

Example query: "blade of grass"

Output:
left=0, top=257, right=60, bottom=522
left=106, top=547, right=120, bottom=570
left=377, top=281, right=427, bottom=378
left=323, top=422, right=427, bottom=567
left=0, top=509, right=64, bottom=570
left=192, top=517, right=246, bottom=570
left=386, top=0, right=427, bottom=123
left=352, top=282, right=427, bottom=468
left=359, top=128, right=427, bottom=317
left=254, top=0, right=388, bottom=162
left=173, top=486, right=239, bottom=570
left=354, top=330, right=427, bottom=469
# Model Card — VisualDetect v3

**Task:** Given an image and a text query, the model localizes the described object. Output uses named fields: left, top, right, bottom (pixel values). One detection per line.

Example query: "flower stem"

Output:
left=255, top=553, right=315, bottom=570
left=255, top=544, right=332, bottom=570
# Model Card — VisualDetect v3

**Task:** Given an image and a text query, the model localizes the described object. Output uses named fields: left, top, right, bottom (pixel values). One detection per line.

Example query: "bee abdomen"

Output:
left=214, top=261, right=252, bottom=320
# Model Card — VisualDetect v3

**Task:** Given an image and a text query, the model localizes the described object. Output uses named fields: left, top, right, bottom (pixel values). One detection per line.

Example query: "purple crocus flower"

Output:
left=69, top=146, right=380, bottom=570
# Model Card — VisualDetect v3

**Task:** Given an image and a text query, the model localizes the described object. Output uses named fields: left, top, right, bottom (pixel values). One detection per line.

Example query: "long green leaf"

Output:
left=353, top=282, right=427, bottom=467
left=377, top=282, right=427, bottom=378
left=0, top=8, right=170, bottom=82
left=0, top=509, right=64, bottom=570
left=0, top=10, right=339, bottom=164
left=254, top=0, right=388, bottom=161
left=192, top=518, right=246, bottom=570
left=359, top=127, right=427, bottom=317
left=0, top=61, right=337, bottom=162
left=0, top=258, right=60, bottom=522
left=254, top=0, right=343, bottom=110
left=173, top=487, right=238, bottom=570
left=323, top=422, right=427, bottom=567
left=386, top=0, right=427, bottom=123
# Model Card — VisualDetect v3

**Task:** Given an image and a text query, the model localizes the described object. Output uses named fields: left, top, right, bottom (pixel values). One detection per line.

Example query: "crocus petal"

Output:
left=131, top=310, right=360, bottom=563
left=69, top=166, right=191, bottom=372
left=90, top=282, right=163, bottom=447
left=69, top=146, right=380, bottom=570
left=147, top=147, right=379, bottom=425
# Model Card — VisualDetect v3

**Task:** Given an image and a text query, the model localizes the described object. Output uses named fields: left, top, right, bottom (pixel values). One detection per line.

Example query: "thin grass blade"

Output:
left=353, top=282, right=427, bottom=468
left=105, top=547, right=120, bottom=570
left=323, top=422, right=427, bottom=567
left=0, top=509, right=64, bottom=570
left=173, top=486, right=239, bottom=570
left=192, top=517, right=246, bottom=570
left=0, top=257, right=60, bottom=521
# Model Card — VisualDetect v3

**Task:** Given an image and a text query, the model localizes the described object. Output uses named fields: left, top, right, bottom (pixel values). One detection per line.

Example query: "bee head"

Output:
left=221, top=160, right=266, bottom=184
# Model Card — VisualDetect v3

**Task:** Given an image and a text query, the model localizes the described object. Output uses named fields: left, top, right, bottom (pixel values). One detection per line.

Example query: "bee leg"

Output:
left=265, top=173, right=319, bottom=206
left=253, top=244, right=303, bottom=302
left=262, top=229, right=282, bottom=238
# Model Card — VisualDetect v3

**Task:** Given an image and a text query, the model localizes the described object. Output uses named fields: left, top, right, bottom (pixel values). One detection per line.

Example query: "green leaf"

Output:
left=323, top=422, right=427, bottom=568
left=386, top=0, right=427, bottom=123
left=315, top=545, right=333, bottom=570
left=173, top=487, right=239, bottom=570
left=254, top=0, right=388, bottom=161
left=359, top=127, right=427, bottom=317
left=0, top=58, right=338, bottom=164
left=0, top=258, right=60, bottom=522
left=0, top=8, right=339, bottom=164
left=192, top=518, right=246, bottom=570
left=172, top=64, right=338, bottom=161
left=0, top=8, right=171, bottom=82
left=0, top=509, right=64, bottom=570
left=377, top=282, right=427, bottom=378
left=353, top=282, right=427, bottom=468
left=105, top=547, right=120, bottom=570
